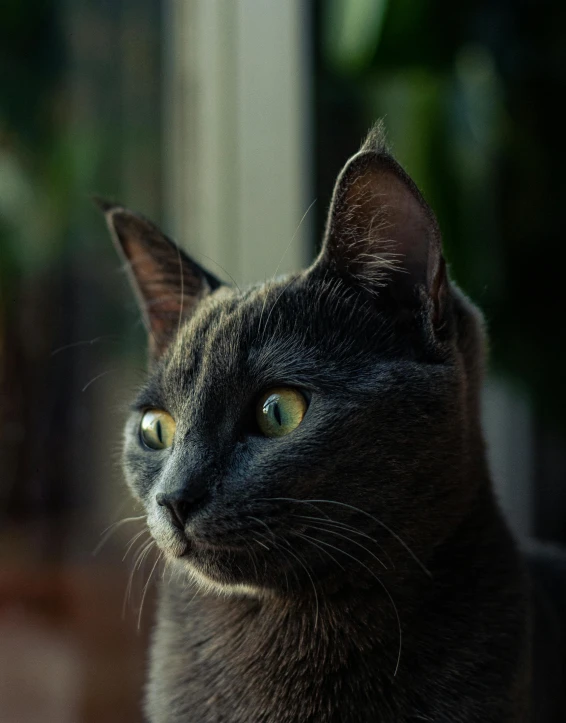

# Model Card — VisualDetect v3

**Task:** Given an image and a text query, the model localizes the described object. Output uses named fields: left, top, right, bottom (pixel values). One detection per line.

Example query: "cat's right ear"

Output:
left=96, top=199, right=222, bottom=358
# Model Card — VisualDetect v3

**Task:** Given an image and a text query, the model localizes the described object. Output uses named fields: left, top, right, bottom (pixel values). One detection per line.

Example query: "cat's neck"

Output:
left=147, top=482, right=528, bottom=723
left=163, top=479, right=510, bottom=642
left=152, top=567, right=410, bottom=720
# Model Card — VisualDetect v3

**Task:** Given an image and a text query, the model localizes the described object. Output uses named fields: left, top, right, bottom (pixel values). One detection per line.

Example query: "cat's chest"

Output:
left=146, top=592, right=392, bottom=723
left=145, top=584, right=530, bottom=723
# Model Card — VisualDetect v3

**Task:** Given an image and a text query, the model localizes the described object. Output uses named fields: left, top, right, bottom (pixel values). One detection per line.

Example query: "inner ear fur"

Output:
left=97, top=199, right=221, bottom=358
left=317, top=126, right=447, bottom=324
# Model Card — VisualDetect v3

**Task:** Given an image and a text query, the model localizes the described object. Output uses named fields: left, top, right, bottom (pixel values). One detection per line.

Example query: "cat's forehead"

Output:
left=168, top=274, right=365, bottom=355
left=164, top=278, right=307, bottom=382
left=156, top=274, right=398, bottom=402
left=149, top=279, right=316, bottom=423
left=137, top=272, right=444, bottom=429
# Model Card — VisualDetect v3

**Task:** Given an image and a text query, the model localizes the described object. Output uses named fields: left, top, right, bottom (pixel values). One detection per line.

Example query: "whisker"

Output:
left=293, top=530, right=346, bottom=572
left=161, top=557, right=176, bottom=583
left=279, top=539, right=320, bottom=632
left=235, top=533, right=262, bottom=580
left=138, top=548, right=161, bottom=630
left=183, top=579, right=205, bottom=612
left=50, top=335, right=118, bottom=357
left=258, top=278, right=298, bottom=345
left=81, top=368, right=118, bottom=392
left=295, top=533, right=403, bottom=677
left=199, top=254, right=242, bottom=294
left=272, top=198, right=317, bottom=281
left=248, top=515, right=278, bottom=541
left=277, top=497, right=430, bottom=578
left=251, top=526, right=296, bottom=592
left=123, top=529, right=150, bottom=561
left=303, top=523, right=387, bottom=570
left=257, top=498, right=333, bottom=522
left=308, top=499, right=430, bottom=577
left=92, top=515, right=146, bottom=557
left=134, top=539, right=155, bottom=572
left=291, top=514, right=395, bottom=568
left=122, top=536, right=153, bottom=618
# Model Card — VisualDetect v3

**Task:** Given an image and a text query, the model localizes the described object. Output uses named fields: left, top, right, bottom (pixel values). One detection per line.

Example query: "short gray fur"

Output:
left=100, top=125, right=564, bottom=722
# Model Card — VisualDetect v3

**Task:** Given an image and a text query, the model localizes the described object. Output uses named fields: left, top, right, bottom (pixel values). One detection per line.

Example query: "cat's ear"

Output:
left=97, top=200, right=222, bottom=357
left=317, top=126, right=447, bottom=324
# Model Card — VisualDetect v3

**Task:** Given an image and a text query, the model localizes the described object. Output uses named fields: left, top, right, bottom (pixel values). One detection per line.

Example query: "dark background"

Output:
left=1, top=0, right=564, bottom=720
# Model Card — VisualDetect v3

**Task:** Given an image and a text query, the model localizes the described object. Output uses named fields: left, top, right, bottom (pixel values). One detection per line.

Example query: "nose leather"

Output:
left=156, top=488, right=207, bottom=530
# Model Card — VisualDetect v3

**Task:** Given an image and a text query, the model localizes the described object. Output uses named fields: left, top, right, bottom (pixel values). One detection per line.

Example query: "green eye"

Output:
left=140, top=409, right=176, bottom=450
left=256, top=387, right=308, bottom=438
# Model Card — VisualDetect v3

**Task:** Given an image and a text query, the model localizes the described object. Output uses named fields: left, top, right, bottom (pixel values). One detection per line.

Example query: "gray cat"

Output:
left=100, top=126, right=563, bottom=722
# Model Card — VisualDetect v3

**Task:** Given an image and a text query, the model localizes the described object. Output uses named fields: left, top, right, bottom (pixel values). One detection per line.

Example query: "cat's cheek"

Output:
left=121, top=416, right=163, bottom=503
left=120, top=462, right=144, bottom=503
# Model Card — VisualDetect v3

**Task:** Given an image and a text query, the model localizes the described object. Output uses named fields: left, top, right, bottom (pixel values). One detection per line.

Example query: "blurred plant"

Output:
left=318, top=0, right=566, bottom=427
left=0, top=0, right=162, bottom=528
left=324, top=0, right=388, bottom=74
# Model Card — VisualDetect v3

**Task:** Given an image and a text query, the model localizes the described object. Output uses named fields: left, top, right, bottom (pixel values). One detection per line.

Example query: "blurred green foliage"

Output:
left=2, top=0, right=566, bottom=431
left=0, top=0, right=162, bottom=521
left=0, top=0, right=162, bottom=333
left=318, top=0, right=566, bottom=426
left=0, top=0, right=64, bottom=282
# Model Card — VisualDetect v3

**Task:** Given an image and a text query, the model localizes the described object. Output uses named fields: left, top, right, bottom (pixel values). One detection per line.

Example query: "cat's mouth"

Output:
left=153, top=522, right=251, bottom=561
left=178, top=533, right=251, bottom=556
left=161, top=532, right=265, bottom=597
left=151, top=510, right=294, bottom=596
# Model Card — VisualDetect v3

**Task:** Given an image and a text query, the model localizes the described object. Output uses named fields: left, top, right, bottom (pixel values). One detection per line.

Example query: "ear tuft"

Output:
left=359, top=119, right=390, bottom=155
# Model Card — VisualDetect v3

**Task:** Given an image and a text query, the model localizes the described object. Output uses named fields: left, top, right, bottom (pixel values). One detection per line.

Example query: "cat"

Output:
left=99, top=125, right=548, bottom=722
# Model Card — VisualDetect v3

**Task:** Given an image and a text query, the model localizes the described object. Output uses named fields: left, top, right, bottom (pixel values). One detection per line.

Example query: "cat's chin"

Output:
left=182, top=561, right=263, bottom=599
left=160, top=539, right=266, bottom=598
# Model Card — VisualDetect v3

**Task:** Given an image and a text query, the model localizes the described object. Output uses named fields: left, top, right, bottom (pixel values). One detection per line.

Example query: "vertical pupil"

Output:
left=273, top=402, right=282, bottom=426
left=156, top=419, right=163, bottom=443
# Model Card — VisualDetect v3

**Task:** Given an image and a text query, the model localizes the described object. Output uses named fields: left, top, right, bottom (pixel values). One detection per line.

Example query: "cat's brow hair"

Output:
left=163, top=272, right=408, bottom=403
left=166, top=291, right=236, bottom=373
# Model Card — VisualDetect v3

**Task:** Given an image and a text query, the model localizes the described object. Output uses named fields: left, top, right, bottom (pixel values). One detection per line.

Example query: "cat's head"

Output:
left=102, top=126, right=486, bottom=598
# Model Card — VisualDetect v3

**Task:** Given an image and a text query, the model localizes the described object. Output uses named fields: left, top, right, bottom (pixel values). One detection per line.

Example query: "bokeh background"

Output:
left=1, top=0, right=565, bottom=720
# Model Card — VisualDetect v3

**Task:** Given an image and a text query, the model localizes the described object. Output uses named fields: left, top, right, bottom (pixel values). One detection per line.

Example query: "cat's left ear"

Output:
left=316, top=128, right=447, bottom=325
left=97, top=200, right=222, bottom=357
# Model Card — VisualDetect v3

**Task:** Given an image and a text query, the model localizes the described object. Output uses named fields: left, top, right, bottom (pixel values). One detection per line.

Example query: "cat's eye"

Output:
left=256, top=387, right=308, bottom=438
left=140, top=409, right=176, bottom=450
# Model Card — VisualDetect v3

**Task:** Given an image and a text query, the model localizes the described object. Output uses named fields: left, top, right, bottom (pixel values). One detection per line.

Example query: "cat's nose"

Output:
left=156, top=491, right=204, bottom=530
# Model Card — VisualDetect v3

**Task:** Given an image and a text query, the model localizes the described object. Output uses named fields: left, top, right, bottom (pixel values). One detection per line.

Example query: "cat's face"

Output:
left=103, top=128, right=484, bottom=597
